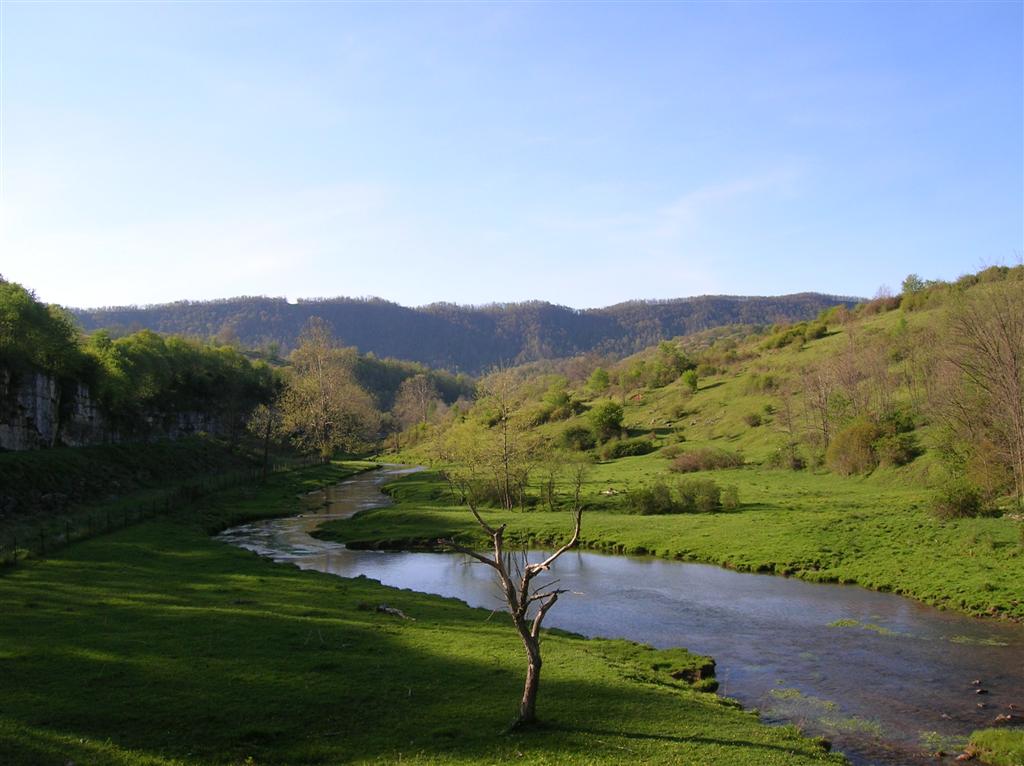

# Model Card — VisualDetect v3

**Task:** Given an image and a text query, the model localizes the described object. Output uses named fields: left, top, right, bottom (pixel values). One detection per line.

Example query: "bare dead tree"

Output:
left=940, top=284, right=1024, bottom=506
left=440, top=462, right=587, bottom=730
left=801, top=362, right=838, bottom=451
left=774, top=383, right=802, bottom=469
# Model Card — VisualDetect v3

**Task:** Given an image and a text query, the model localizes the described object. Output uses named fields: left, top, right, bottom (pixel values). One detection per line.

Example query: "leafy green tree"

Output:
left=649, top=341, right=693, bottom=388
left=589, top=399, right=623, bottom=443
left=901, top=274, right=925, bottom=295
left=0, top=279, right=84, bottom=379
left=247, top=401, right=284, bottom=478
left=682, top=369, right=699, bottom=394
left=586, top=367, right=610, bottom=394
left=280, top=318, right=381, bottom=458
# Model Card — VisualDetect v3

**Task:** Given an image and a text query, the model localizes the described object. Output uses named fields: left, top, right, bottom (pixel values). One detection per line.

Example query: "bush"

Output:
left=681, top=369, right=699, bottom=394
left=804, top=322, right=828, bottom=340
left=525, top=403, right=555, bottom=427
left=931, top=478, right=984, bottom=519
left=677, top=478, right=721, bottom=513
left=744, top=373, right=779, bottom=394
left=670, top=448, right=744, bottom=473
left=626, top=477, right=730, bottom=514
left=742, top=412, right=762, bottom=428
left=825, top=419, right=880, bottom=475
left=659, top=443, right=687, bottom=459
left=627, top=481, right=678, bottom=515
left=561, top=425, right=596, bottom=452
left=586, top=367, right=610, bottom=394
left=589, top=400, right=624, bottom=443
left=874, top=432, right=919, bottom=467
left=721, top=485, right=740, bottom=511
left=766, top=447, right=806, bottom=471
left=601, top=438, right=655, bottom=460
left=670, top=403, right=693, bottom=419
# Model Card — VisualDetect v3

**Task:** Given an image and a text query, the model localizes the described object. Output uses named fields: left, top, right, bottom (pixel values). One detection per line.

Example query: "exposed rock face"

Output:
left=0, top=369, right=68, bottom=450
left=0, top=368, right=229, bottom=451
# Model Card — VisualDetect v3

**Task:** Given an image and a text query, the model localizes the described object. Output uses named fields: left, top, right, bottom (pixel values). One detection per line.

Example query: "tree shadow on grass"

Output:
left=545, top=722, right=830, bottom=759
left=1, top=523, right=839, bottom=766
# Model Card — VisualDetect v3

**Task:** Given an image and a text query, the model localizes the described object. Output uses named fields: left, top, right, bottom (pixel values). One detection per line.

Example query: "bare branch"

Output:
left=438, top=538, right=499, bottom=570
left=526, top=506, right=583, bottom=576
left=530, top=593, right=560, bottom=639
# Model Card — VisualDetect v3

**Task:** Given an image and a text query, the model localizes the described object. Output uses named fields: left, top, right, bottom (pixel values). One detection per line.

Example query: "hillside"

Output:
left=348, top=266, right=1024, bottom=620
left=71, top=292, right=859, bottom=373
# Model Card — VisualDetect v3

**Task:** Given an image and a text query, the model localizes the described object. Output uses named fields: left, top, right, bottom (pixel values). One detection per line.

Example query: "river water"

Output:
left=218, top=466, right=1024, bottom=766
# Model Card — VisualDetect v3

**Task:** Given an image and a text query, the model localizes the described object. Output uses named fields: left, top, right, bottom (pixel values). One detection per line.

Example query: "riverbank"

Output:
left=968, top=729, right=1024, bottom=766
left=0, top=460, right=845, bottom=765
left=315, top=469, right=1024, bottom=622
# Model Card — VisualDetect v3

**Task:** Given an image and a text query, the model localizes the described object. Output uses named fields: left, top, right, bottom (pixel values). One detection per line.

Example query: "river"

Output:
left=217, top=465, right=1024, bottom=766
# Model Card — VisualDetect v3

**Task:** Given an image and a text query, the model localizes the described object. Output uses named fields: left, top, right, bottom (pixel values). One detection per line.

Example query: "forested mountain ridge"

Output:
left=72, top=292, right=861, bottom=373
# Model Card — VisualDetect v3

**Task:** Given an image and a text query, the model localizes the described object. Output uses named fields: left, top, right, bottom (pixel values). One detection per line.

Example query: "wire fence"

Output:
left=0, top=454, right=322, bottom=569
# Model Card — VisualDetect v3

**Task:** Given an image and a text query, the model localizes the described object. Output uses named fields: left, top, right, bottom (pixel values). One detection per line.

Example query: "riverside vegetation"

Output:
left=0, top=461, right=846, bottom=766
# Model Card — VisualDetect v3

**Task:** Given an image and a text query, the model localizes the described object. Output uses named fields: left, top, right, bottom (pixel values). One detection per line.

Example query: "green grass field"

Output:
left=0, top=461, right=845, bottom=766
left=968, top=729, right=1024, bottom=766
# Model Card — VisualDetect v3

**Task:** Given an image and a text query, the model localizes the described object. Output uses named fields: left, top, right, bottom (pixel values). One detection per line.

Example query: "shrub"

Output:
left=878, top=406, right=916, bottom=435
left=804, top=322, right=828, bottom=340
left=721, top=485, right=740, bottom=511
left=766, top=447, right=806, bottom=471
left=626, top=478, right=730, bottom=514
left=627, top=481, right=678, bottom=515
left=586, top=367, right=610, bottom=394
left=874, top=432, right=919, bottom=467
left=589, top=400, right=624, bottom=443
left=525, top=403, right=555, bottom=427
left=677, top=478, right=721, bottom=513
left=670, top=403, right=692, bottom=419
left=561, top=425, right=596, bottom=452
left=601, top=437, right=655, bottom=460
left=542, top=382, right=584, bottom=421
left=670, top=448, right=744, bottom=473
left=744, top=373, right=779, bottom=394
left=681, top=369, right=699, bottom=393
left=931, top=478, right=984, bottom=519
left=825, top=419, right=881, bottom=475
left=659, top=443, right=687, bottom=459
left=742, top=412, right=762, bottom=428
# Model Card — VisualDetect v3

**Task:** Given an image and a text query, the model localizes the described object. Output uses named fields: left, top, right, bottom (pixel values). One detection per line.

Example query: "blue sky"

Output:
left=1, top=1, right=1021, bottom=309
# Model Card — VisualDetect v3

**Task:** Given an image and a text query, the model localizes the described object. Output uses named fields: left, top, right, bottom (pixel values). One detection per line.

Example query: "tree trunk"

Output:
left=262, top=418, right=271, bottom=481
left=515, top=636, right=542, bottom=728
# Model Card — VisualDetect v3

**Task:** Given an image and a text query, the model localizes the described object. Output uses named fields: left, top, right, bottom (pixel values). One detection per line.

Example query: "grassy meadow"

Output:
left=0, top=460, right=846, bottom=766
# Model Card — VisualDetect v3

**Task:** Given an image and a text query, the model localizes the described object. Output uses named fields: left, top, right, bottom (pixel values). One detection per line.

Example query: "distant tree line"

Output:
left=2, top=278, right=483, bottom=459
left=71, top=292, right=859, bottom=374
left=1, top=278, right=278, bottom=441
